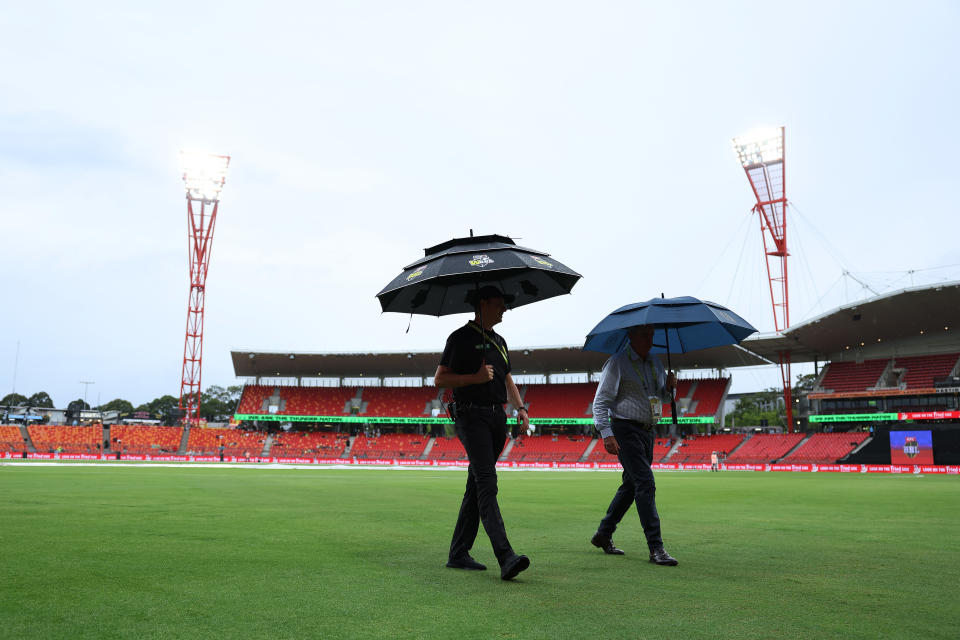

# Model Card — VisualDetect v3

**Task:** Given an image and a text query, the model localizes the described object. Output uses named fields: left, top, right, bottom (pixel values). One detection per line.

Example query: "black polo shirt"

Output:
left=439, top=321, right=512, bottom=404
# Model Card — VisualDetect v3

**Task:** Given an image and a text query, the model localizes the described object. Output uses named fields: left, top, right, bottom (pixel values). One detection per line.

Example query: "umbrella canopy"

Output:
left=583, top=296, right=758, bottom=355
left=376, top=233, right=581, bottom=316
left=583, top=296, right=757, bottom=429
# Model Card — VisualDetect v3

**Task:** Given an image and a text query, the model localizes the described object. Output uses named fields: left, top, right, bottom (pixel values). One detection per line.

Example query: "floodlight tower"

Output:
left=732, top=126, right=794, bottom=431
left=178, top=151, right=230, bottom=426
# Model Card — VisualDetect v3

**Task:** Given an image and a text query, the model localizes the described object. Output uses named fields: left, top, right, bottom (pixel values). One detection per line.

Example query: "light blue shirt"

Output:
left=593, top=347, right=673, bottom=439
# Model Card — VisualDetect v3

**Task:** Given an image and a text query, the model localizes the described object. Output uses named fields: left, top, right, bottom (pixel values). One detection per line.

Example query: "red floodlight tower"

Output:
left=178, top=151, right=230, bottom=426
left=732, top=126, right=795, bottom=431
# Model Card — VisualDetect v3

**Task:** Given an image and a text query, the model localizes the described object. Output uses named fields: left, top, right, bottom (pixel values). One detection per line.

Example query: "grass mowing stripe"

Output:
left=1, top=468, right=958, bottom=639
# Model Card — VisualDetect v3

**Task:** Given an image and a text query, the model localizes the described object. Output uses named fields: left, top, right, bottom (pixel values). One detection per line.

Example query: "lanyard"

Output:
left=468, top=322, right=509, bottom=367
left=629, top=355, right=658, bottom=396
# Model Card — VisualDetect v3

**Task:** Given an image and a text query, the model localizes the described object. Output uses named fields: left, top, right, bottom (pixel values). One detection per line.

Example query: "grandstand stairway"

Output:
left=18, top=425, right=36, bottom=453
left=261, top=434, right=274, bottom=457
left=351, top=389, right=366, bottom=414
left=178, top=426, right=191, bottom=455
left=499, top=438, right=516, bottom=462
left=844, top=436, right=872, bottom=459
left=778, top=434, right=811, bottom=462
left=726, top=433, right=752, bottom=457
left=580, top=438, right=599, bottom=461
left=661, top=439, right=683, bottom=461
left=680, top=381, right=698, bottom=415
left=420, top=437, right=436, bottom=460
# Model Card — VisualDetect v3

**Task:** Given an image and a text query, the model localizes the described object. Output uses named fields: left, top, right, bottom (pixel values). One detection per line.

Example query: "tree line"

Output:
left=1, top=385, right=243, bottom=424
left=726, top=373, right=817, bottom=428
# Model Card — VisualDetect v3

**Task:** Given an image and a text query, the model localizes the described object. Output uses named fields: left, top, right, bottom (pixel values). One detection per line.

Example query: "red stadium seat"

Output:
left=726, top=433, right=805, bottom=464
left=893, top=353, right=960, bottom=390
left=782, top=432, right=869, bottom=463
left=669, top=434, right=744, bottom=464
left=348, top=433, right=429, bottom=459
left=360, top=388, right=439, bottom=418
left=819, top=359, right=889, bottom=393
left=28, top=425, right=100, bottom=454
left=425, top=436, right=467, bottom=461
left=271, top=431, right=349, bottom=458
left=111, top=425, right=183, bottom=455
left=506, top=434, right=591, bottom=462
left=186, top=428, right=266, bottom=457
left=0, top=425, right=26, bottom=453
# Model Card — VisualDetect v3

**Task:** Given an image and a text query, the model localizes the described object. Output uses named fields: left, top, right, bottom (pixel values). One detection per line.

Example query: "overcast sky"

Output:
left=2, top=1, right=958, bottom=408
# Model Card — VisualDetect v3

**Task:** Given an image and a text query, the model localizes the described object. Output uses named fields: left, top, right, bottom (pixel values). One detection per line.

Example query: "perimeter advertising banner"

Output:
left=233, top=413, right=714, bottom=425
left=3, top=451, right=960, bottom=473
left=889, top=430, right=934, bottom=464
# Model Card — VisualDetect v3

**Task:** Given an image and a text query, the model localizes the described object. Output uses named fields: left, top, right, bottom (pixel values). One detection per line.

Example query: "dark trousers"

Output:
left=596, top=419, right=663, bottom=550
left=449, top=407, right=514, bottom=565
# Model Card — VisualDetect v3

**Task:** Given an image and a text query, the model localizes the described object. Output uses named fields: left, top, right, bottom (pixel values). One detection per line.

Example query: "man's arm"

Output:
left=593, top=357, right=620, bottom=453
left=505, top=373, right=530, bottom=432
left=434, top=364, right=493, bottom=389
left=658, top=361, right=677, bottom=403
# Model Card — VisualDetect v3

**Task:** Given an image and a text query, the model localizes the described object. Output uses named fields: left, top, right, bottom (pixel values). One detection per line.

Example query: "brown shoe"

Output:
left=649, top=546, right=678, bottom=566
left=590, top=532, right=625, bottom=555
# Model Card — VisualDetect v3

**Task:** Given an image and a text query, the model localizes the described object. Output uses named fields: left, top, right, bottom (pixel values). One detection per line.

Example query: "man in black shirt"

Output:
left=434, top=286, right=531, bottom=581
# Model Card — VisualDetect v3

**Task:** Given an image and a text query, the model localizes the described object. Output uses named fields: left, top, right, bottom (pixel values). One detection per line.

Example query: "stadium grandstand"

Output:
left=3, top=282, right=958, bottom=467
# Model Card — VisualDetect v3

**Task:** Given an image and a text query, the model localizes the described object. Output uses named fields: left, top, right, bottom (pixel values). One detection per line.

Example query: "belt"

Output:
left=614, top=418, right=656, bottom=430
left=455, top=402, right=504, bottom=412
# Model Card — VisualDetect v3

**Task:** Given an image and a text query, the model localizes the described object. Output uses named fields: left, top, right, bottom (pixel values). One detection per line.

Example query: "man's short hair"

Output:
left=466, top=286, right=515, bottom=310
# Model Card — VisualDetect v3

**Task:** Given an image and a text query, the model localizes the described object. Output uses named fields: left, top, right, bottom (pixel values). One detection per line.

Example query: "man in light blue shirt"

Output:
left=589, top=325, right=679, bottom=566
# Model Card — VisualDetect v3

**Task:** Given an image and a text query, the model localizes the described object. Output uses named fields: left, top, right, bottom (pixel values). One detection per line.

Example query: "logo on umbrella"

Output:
left=532, top=257, right=553, bottom=267
left=406, top=269, right=424, bottom=281
left=468, top=254, right=494, bottom=267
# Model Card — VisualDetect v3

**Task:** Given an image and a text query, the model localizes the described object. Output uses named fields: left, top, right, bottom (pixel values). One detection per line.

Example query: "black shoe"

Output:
left=590, top=532, right=625, bottom=555
left=649, top=547, right=678, bottom=566
left=446, top=555, right=487, bottom=571
left=500, top=554, right=530, bottom=581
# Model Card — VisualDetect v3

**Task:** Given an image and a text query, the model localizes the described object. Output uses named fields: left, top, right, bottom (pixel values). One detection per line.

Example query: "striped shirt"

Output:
left=593, top=347, right=674, bottom=439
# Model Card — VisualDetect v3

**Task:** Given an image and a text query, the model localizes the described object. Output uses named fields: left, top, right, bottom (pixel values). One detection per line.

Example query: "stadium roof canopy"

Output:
left=742, top=281, right=960, bottom=363
left=231, top=282, right=960, bottom=380
left=230, top=343, right=769, bottom=380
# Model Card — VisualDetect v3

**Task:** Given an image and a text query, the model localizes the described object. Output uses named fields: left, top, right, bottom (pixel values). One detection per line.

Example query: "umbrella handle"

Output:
left=664, top=327, right=678, bottom=426
left=474, top=280, right=488, bottom=368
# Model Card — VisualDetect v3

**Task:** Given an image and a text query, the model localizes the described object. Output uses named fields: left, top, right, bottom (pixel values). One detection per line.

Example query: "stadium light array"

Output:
left=180, top=151, right=231, bottom=202
left=177, top=149, right=231, bottom=427
left=732, top=127, right=784, bottom=167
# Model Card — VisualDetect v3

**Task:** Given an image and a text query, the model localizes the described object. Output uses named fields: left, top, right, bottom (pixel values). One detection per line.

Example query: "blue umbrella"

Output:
left=583, top=295, right=758, bottom=424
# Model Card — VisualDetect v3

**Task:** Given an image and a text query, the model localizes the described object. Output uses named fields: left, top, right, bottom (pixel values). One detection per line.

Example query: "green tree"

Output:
left=66, top=399, right=91, bottom=420
left=200, top=385, right=244, bottom=421
left=1, top=393, right=29, bottom=407
left=102, top=398, right=134, bottom=415
left=794, top=373, right=818, bottom=393
left=225, top=385, right=243, bottom=412
left=27, top=391, right=55, bottom=408
left=148, top=395, right=181, bottom=425
left=128, top=396, right=179, bottom=422
left=729, top=389, right=785, bottom=427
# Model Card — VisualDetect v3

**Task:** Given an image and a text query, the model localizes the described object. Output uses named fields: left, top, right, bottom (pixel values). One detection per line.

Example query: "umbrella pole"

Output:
left=664, top=328, right=679, bottom=433
left=473, top=280, right=486, bottom=366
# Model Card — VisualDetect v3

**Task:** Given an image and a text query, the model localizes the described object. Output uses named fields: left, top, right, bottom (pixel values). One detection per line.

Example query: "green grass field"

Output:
left=1, top=465, right=958, bottom=639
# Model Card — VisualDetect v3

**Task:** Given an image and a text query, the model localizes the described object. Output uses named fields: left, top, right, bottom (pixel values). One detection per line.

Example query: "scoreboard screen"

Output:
left=889, top=430, right=934, bottom=464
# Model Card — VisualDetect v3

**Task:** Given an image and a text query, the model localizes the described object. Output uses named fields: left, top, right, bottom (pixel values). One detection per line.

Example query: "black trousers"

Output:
left=596, top=419, right=663, bottom=550
left=448, top=407, right=514, bottom=565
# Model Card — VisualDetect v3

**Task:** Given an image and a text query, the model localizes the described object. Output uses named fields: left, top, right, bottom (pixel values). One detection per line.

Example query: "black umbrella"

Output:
left=376, top=232, right=581, bottom=317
